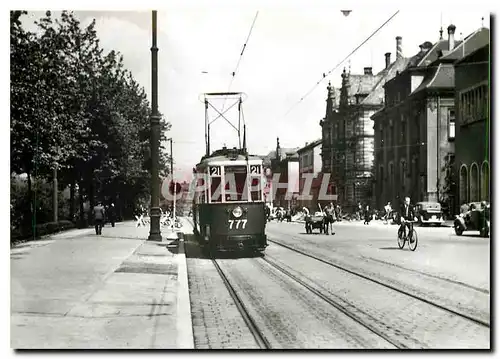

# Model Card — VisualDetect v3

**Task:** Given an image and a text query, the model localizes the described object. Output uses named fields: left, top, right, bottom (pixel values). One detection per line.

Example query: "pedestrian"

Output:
left=325, top=202, right=336, bottom=235
left=92, top=201, right=106, bottom=235
left=364, top=205, right=371, bottom=225
left=108, top=203, right=116, bottom=227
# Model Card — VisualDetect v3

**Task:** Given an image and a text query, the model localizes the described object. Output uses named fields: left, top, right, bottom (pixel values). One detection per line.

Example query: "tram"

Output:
left=192, top=92, right=268, bottom=255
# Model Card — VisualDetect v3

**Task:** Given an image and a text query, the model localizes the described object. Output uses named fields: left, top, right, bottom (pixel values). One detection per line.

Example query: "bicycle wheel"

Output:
left=397, top=230, right=405, bottom=249
left=408, top=229, right=418, bottom=251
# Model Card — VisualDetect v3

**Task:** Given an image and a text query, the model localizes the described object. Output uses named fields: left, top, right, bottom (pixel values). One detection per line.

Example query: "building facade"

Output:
left=321, top=37, right=411, bottom=211
left=297, top=139, right=322, bottom=210
left=269, top=138, right=299, bottom=209
left=373, top=25, right=489, bottom=214
left=454, top=43, right=490, bottom=209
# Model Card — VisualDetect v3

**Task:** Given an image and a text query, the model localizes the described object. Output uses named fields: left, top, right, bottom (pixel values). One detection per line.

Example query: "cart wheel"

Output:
left=454, top=225, right=464, bottom=236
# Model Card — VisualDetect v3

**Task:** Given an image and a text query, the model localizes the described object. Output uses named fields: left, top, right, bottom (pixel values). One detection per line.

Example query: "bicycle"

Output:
left=397, top=220, right=418, bottom=251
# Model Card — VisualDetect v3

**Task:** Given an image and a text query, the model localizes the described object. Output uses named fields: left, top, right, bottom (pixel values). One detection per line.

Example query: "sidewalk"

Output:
left=11, top=217, right=194, bottom=349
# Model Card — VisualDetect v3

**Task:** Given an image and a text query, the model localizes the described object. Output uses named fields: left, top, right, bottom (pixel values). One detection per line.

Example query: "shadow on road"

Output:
left=379, top=247, right=403, bottom=250
left=184, top=233, right=264, bottom=260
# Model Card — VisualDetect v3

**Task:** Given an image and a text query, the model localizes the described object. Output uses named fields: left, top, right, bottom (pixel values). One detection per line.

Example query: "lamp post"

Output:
left=148, top=10, right=162, bottom=241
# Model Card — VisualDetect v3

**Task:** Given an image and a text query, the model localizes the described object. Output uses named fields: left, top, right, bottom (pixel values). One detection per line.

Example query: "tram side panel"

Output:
left=198, top=202, right=267, bottom=251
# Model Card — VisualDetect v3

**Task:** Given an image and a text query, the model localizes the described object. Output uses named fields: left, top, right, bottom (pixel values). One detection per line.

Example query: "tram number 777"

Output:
left=228, top=219, right=248, bottom=230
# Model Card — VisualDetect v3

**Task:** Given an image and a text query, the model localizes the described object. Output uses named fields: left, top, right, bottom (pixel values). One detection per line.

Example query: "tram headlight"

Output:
left=232, top=206, right=243, bottom=218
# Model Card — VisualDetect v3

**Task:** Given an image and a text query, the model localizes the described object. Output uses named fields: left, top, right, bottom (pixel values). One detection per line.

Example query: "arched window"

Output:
left=481, top=161, right=489, bottom=201
left=459, top=165, right=468, bottom=204
left=470, top=163, right=479, bottom=202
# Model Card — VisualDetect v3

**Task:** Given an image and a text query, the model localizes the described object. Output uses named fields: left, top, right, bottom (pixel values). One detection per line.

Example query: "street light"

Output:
left=148, top=10, right=162, bottom=241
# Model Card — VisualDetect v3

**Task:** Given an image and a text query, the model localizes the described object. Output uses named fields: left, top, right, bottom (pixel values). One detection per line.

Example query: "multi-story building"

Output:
left=321, top=36, right=411, bottom=211
left=372, top=24, right=489, bottom=214
left=268, top=138, right=299, bottom=209
left=454, top=43, right=490, bottom=208
left=297, top=139, right=322, bottom=210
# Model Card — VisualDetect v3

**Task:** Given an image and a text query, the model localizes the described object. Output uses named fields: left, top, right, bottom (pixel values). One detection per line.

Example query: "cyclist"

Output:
left=398, top=196, right=416, bottom=242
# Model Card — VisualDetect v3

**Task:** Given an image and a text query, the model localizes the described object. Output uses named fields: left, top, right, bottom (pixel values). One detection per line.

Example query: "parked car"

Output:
left=454, top=201, right=490, bottom=237
left=415, top=201, right=445, bottom=226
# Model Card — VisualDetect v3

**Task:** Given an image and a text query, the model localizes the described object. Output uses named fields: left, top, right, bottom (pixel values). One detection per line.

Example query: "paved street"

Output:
left=11, top=218, right=490, bottom=349
left=185, top=219, right=490, bottom=349
left=11, top=221, right=192, bottom=349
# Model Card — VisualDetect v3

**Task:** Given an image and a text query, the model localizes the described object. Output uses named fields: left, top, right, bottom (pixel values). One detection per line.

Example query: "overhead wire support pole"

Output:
left=148, top=9, right=162, bottom=242
left=283, top=10, right=400, bottom=118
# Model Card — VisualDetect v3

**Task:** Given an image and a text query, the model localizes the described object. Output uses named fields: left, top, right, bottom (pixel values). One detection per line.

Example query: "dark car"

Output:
left=305, top=211, right=327, bottom=234
left=415, top=201, right=445, bottom=226
left=454, top=201, right=490, bottom=237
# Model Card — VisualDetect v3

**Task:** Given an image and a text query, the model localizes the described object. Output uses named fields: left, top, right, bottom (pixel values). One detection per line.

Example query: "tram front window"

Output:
left=224, top=166, right=247, bottom=202
left=210, top=176, right=222, bottom=203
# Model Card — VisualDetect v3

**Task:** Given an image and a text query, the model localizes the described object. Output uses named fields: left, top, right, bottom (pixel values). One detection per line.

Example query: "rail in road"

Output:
left=211, top=255, right=399, bottom=349
left=267, top=238, right=489, bottom=329
left=211, top=258, right=271, bottom=349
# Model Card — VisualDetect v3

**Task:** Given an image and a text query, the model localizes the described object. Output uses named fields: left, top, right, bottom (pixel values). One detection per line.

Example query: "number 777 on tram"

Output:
left=192, top=153, right=268, bottom=255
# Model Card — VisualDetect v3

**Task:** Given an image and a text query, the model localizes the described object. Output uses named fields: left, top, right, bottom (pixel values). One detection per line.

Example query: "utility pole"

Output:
left=148, top=10, right=162, bottom=241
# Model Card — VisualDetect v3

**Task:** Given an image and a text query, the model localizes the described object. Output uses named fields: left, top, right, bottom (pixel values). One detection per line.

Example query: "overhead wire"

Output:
left=220, top=11, right=259, bottom=112
left=283, top=10, right=400, bottom=118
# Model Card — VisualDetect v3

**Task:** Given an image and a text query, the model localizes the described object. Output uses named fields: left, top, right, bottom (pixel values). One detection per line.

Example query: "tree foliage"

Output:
left=10, top=10, right=170, bottom=230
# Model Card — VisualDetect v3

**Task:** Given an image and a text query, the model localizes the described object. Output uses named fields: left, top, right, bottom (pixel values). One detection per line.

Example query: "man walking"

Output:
left=325, top=202, right=336, bottom=235
left=107, top=203, right=116, bottom=227
left=92, top=201, right=106, bottom=235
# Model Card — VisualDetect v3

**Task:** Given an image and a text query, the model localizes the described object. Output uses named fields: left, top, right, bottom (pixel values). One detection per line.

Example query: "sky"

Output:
left=19, top=4, right=491, bottom=183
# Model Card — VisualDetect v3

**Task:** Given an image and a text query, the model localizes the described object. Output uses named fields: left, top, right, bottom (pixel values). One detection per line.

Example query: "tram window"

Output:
left=250, top=177, right=262, bottom=201
left=224, top=166, right=247, bottom=202
left=210, top=176, right=222, bottom=203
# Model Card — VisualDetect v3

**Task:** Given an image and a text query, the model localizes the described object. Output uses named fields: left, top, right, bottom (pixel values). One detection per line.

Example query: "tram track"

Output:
left=259, top=255, right=406, bottom=348
left=211, top=258, right=271, bottom=349
left=267, top=238, right=490, bottom=329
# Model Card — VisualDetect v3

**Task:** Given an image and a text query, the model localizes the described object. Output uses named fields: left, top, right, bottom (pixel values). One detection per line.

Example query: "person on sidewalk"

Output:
left=92, top=201, right=106, bottom=235
left=107, top=203, right=116, bottom=227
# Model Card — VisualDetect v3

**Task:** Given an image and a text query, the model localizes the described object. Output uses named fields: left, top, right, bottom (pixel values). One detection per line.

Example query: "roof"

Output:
left=440, top=27, right=489, bottom=62
left=347, top=74, right=381, bottom=101
left=362, top=57, right=411, bottom=105
left=197, top=154, right=263, bottom=167
left=297, top=139, right=322, bottom=153
left=415, top=39, right=462, bottom=67
left=455, top=43, right=489, bottom=65
left=411, top=63, right=455, bottom=94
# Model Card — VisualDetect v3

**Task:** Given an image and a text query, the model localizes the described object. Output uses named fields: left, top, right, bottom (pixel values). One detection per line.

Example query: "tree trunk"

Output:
left=69, top=176, right=75, bottom=221
left=26, top=169, right=33, bottom=232
left=78, top=180, right=85, bottom=227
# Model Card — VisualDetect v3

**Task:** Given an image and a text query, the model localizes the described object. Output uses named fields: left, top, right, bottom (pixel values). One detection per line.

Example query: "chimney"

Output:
left=385, top=52, right=391, bottom=68
left=363, top=67, right=373, bottom=75
left=396, top=36, right=403, bottom=59
left=447, top=24, right=456, bottom=51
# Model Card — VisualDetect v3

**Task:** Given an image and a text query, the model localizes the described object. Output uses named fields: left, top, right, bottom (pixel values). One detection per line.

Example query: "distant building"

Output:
left=372, top=25, right=489, bottom=214
left=269, top=138, right=299, bottom=209
left=321, top=36, right=410, bottom=210
left=454, top=43, right=490, bottom=209
left=297, top=139, right=322, bottom=211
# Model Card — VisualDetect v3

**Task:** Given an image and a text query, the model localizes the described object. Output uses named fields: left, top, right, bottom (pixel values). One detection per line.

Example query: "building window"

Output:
left=448, top=109, right=455, bottom=140
left=401, top=120, right=406, bottom=144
